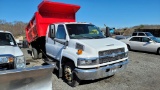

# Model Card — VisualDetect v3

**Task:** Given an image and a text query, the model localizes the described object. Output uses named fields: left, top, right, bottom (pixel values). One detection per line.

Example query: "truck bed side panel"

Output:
left=25, top=1, right=80, bottom=43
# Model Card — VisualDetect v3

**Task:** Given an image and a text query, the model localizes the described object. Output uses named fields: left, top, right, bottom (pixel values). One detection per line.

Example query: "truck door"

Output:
left=141, top=37, right=157, bottom=52
left=129, top=37, right=142, bottom=50
left=46, top=24, right=56, bottom=57
left=46, top=24, right=67, bottom=60
left=53, top=25, right=67, bottom=60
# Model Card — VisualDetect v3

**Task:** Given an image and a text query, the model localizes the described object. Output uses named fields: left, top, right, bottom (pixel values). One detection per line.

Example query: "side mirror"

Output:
left=65, top=41, right=68, bottom=46
left=15, top=39, right=22, bottom=48
left=50, top=25, right=55, bottom=39
left=105, top=27, right=110, bottom=37
left=15, top=39, right=19, bottom=44
left=149, top=40, right=153, bottom=43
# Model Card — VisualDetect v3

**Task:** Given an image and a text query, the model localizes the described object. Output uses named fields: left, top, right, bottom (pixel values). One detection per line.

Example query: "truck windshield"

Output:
left=150, top=37, right=160, bottom=43
left=0, top=32, right=16, bottom=46
left=66, top=24, right=105, bottom=39
left=146, top=32, right=154, bottom=36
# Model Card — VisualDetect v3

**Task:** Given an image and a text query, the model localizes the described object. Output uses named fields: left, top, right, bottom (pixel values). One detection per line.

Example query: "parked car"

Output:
left=132, top=32, right=154, bottom=36
left=115, top=35, right=130, bottom=40
left=157, top=37, right=160, bottom=40
left=120, top=36, right=160, bottom=54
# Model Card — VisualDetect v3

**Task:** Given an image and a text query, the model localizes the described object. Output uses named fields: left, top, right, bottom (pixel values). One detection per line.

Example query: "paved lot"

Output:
left=22, top=48, right=160, bottom=90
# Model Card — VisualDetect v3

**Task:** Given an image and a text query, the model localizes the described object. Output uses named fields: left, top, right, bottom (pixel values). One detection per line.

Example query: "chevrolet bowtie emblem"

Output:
left=110, top=53, right=116, bottom=57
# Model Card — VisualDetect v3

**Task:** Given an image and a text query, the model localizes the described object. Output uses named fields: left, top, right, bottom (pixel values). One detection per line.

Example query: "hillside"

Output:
left=116, top=25, right=160, bottom=36
left=0, top=19, right=160, bottom=37
left=0, top=20, right=27, bottom=37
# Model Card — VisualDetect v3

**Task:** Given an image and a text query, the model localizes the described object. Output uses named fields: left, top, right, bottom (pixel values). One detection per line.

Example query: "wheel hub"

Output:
left=31, top=51, right=34, bottom=58
left=65, top=67, right=72, bottom=81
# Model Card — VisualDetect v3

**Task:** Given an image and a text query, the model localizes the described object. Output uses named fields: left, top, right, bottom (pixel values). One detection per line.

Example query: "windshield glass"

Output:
left=150, top=37, right=160, bottom=43
left=0, top=32, right=16, bottom=46
left=66, top=24, right=105, bottom=39
left=146, top=32, right=154, bottom=36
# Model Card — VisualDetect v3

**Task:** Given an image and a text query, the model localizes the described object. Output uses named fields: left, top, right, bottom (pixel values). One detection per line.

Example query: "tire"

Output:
left=127, top=44, right=131, bottom=51
left=32, top=48, right=38, bottom=60
left=64, top=62, right=80, bottom=87
left=157, top=48, right=160, bottom=55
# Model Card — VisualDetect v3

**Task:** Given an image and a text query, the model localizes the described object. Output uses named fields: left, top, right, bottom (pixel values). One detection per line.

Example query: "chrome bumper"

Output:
left=74, top=59, right=129, bottom=80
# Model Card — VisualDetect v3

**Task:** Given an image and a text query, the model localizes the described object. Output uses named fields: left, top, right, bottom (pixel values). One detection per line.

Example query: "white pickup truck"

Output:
left=0, top=30, right=26, bottom=70
left=0, top=30, right=55, bottom=90
left=44, top=22, right=129, bottom=87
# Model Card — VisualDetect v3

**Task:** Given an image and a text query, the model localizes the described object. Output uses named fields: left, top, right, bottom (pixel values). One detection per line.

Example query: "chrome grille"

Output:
left=99, top=48, right=125, bottom=64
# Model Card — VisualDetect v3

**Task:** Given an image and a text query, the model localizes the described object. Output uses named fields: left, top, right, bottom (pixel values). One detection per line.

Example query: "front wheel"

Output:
left=64, top=62, right=80, bottom=87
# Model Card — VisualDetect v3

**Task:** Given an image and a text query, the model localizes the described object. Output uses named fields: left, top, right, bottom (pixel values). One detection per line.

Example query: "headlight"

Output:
left=0, top=55, right=14, bottom=64
left=15, top=56, right=26, bottom=69
left=78, top=58, right=98, bottom=66
left=125, top=52, right=128, bottom=57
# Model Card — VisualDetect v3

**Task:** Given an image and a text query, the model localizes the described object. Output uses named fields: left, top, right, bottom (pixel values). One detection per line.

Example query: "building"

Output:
left=134, top=25, right=160, bottom=37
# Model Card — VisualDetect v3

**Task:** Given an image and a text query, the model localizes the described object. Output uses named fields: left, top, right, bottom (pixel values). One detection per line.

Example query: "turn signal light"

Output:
left=77, top=49, right=83, bottom=55
left=8, top=57, right=14, bottom=63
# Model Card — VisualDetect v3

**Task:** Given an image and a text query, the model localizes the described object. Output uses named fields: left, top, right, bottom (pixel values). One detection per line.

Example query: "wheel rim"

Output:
left=32, top=50, right=34, bottom=58
left=64, top=66, right=73, bottom=82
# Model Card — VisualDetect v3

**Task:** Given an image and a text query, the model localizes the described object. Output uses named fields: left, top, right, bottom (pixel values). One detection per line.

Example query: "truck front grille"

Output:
left=99, top=48, right=125, bottom=64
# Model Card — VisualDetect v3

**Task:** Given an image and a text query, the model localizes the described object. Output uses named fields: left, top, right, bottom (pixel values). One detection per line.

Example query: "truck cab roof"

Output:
left=52, top=22, right=91, bottom=25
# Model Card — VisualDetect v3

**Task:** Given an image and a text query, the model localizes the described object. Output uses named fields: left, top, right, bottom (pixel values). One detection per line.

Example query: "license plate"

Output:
left=0, top=57, right=8, bottom=64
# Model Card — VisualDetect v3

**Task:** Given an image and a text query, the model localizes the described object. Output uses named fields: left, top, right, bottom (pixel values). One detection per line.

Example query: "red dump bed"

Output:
left=25, top=1, right=80, bottom=43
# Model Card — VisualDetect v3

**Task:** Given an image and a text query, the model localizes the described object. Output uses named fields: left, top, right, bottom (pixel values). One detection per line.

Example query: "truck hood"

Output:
left=0, top=46, right=23, bottom=56
left=76, top=38, right=127, bottom=51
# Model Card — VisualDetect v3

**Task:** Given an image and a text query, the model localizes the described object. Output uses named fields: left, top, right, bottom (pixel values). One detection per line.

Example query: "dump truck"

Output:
left=26, top=1, right=129, bottom=87
left=0, top=30, right=54, bottom=90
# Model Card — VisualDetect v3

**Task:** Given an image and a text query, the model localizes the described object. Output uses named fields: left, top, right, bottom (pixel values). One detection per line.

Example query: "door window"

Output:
left=138, top=33, right=145, bottom=36
left=142, top=37, right=150, bottom=42
left=132, top=33, right=137, bottom=36
left=56, top=25, right=66, bottom=39
left=130, top=37, right=142, bottom=42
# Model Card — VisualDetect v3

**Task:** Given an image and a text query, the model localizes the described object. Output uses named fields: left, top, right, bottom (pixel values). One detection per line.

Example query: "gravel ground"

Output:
left=22, top=48, right=160, bottom=90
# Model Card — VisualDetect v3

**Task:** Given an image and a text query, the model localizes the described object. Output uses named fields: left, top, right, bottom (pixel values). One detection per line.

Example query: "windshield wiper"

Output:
left=83, top=36, right=94, bottom=39
left=92, top=36, right=104, bottom=39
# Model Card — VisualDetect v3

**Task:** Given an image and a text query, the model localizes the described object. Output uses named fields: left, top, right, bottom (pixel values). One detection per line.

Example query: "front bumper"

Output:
left=74, top=59, right=129, bottom=80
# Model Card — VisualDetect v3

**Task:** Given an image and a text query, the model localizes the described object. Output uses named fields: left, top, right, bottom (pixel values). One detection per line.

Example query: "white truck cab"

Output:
left=45, top=23, right=129, bottom=87
left=0, top=30, right=26, bottom=70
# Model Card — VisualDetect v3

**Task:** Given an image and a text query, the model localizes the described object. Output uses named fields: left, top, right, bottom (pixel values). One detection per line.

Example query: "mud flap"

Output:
left=0, top=65, right=54, bottom=90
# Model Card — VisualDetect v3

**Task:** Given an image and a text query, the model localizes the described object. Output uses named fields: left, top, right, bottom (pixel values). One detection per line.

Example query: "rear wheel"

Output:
left=32, top=48, right=38, bottom=60
left=64, top=62, right=80, bottom=87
